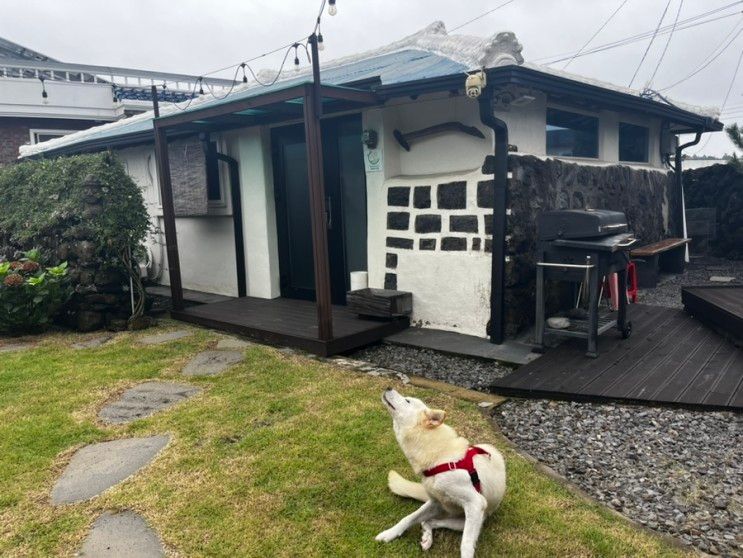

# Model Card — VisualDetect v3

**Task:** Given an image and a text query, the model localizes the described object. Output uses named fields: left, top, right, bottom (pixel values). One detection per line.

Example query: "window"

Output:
left=619, top=122, right=649, bottom=163
left=29, top=129, right=75, bottom=144
left=546, top=108, right=599, bottom=158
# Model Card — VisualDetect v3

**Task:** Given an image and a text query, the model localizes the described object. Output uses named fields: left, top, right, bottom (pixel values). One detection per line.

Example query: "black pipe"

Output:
left=479, top=91, right=509, bottom=345
left=674, top=132, right=702, bottom=240
left=216, top=152, right=247, bottom=298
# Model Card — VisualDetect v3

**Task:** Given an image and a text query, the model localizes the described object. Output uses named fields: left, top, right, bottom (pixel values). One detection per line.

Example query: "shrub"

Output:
left=0, top=250, right=72, bottom=334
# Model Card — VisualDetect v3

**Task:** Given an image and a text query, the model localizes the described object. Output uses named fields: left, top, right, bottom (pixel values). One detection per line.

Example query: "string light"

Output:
left=293, top=44, right=300, bottom=73
left=317, top=31, right=325, bottom=50
left=39, top=76, right=48, bottom=99
left=198, top=77, right=205, bottom=95
left=240, top=63, right=248, bottom=83
left=328, top=0, right=337, bottom=16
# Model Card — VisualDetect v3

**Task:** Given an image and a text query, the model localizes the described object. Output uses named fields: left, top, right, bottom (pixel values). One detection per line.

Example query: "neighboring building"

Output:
left=20, top=22, right=723, bottom=349
left=0, top=36, right=234, bottom=165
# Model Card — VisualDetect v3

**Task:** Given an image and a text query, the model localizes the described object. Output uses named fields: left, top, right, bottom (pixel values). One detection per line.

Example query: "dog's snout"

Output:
left=385, top=387, right=393, bottom=392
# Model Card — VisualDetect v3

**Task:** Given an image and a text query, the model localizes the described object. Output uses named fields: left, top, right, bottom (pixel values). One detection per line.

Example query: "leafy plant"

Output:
left=0, top=251, right=71, bottom=335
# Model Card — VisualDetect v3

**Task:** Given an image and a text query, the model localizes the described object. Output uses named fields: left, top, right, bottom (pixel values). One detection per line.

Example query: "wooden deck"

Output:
left=171, top=296, right=409, bottom=356
left=491, top=304, right=743, bottom=411
left=682, top=286, right=743, bottom=343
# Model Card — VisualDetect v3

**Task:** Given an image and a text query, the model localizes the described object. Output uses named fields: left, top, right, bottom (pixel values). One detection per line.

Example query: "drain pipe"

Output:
left=674, top=132, right=702, bottom=263
left=479, top=90, right=509, bottom=345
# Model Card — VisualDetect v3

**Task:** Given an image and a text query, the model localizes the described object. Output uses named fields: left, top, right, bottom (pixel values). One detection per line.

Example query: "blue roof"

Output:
left=24, top=49, right=467, bottom=156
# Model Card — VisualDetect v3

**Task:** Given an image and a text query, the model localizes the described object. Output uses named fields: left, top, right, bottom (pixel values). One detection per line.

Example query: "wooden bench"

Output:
left=630, top=238, right=691, bottom=288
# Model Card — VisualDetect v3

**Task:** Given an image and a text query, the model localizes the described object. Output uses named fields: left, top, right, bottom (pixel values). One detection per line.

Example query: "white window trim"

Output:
left=29, top=128, right=77, bottom=145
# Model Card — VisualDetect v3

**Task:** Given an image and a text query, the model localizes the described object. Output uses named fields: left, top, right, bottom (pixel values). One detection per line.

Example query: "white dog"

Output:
left=376, top=388, right=506, bottom=558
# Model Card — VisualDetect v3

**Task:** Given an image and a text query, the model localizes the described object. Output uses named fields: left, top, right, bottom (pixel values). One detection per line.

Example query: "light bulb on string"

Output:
left=328, top=0, right=337, bottom=16
left=317, top=32, right=324, bottom=51
left=198, top=77, right=204, bottom=95
left=293, top=44, right=300, bottom=73
left=241, top=63, right=248, bottom=83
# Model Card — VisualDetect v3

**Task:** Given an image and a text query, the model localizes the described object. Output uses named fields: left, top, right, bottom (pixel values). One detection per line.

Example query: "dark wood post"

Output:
left=152, top=124, right=185, bottom=310
left=304, top=34, right=333, bottom=340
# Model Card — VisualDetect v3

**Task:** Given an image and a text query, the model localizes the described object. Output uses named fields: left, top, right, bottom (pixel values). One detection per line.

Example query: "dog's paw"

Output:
left=420, top=522, right=433, bottom=551
left=375, top=528, right=400, bottom=543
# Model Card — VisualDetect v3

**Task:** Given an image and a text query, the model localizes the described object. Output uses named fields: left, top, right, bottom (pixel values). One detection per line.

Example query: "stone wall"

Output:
left=0, top=121, right=29, bottom=166
left=505, top=154, right=677, bottom=333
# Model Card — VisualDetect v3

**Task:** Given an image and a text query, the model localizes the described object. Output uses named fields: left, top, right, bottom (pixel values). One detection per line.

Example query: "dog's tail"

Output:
left=388, top=470, right=428, bottom=502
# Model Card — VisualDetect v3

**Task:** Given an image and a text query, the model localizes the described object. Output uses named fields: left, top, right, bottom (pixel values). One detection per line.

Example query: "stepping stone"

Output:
left=709, top=276, right=735, bottom=283
left=215, top=336, right=253, bottom=350
left=139, top=330, right=191, bottom=345
left=98, top=382, right=201, bottom=425
left=182, top=350, right=244, bottom=376
left=79, top=511, right=163, bottom=557
left=51, top=435, right=169, bottom=505
left=0, top=342, right=33, bottom=353
left=73, top=334, right=115, bottom=350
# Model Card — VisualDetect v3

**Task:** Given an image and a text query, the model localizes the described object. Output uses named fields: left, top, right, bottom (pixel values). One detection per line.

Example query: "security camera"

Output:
left=465, top=71, right=486, bottom=99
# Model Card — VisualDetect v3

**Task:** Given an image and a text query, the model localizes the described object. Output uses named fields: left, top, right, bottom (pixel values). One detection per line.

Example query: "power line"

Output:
left=449, top=0, right=519, bottom=32
left=646, top=0, right=684, bottom=88
left=694, top=48, right=743, bottom=154
left=535, top=2, right=743, bottom=65
left=656, top=19, right=743, bottom=91
left=628, top=0, right=672, bottom=87
left=562, top=0, right=630, bottom=70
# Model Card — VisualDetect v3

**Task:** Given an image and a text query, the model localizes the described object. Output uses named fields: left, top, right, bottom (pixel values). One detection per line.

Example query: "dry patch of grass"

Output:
left=0, top=323, right=687, bottom=557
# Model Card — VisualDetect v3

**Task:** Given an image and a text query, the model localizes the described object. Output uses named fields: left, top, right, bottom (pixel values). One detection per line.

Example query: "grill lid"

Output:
left=538, top=209, right=628, bottom=240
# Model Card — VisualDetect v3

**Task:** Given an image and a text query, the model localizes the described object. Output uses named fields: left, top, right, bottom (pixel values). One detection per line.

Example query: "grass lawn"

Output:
left=0, top=323, right=687, bottom=557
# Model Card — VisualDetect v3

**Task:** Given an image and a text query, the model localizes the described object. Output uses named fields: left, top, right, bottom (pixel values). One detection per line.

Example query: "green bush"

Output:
left=0, top=250, right=72, bottom=335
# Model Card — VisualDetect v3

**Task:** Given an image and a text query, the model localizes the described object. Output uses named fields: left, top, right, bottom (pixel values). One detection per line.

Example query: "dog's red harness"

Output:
left=422, top=447, right=490, bottom=493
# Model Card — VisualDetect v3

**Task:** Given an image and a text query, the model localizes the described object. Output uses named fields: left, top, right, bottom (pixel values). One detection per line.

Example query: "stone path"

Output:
left=182, top=350, right=244, bottom=376
left=52, top=330, right=253, bottom=552
left=139, top=330, right=192, bottom=345
left=98, top=382, right=201, bottom=425
left=73, top=334, right=115, bottom=350
left=79, top=511, right=163, bottom=557
left=51, top=436, right=169, bottom=505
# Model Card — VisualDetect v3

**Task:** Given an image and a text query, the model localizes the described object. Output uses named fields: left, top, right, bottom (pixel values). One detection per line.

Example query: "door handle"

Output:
left=326, top=196, right=333, bottom=229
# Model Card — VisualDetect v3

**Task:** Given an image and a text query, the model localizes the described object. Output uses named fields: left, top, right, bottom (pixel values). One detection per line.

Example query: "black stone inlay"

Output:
left=384, top=273, right=397, bottom=290
left=413, top=186, right=431, bottom=209
left=450, top=215, right=478, bottom=233
left=472, top=238, right=482, bottom=251
left=437, top=181, right=467, bottom=209
left=482, top=155, right=495, bottom=175
left=387, top=211, right=410, bottom=230
left=477, top=180, right=494, bottom=208
left=484, top=214, right=493, bottom=235
left=419, top=238, right=436, bottom=250
left=415, top=214, right=441, bottom=233
left=386, top=253, right=398, bottom=269
left=485, top=238, right=493, bottom=253
left=387, top=186, right=410, bottom=207
left=386, top=237, right=413, bottom=249
left=441, top=237, right=467, bottom=251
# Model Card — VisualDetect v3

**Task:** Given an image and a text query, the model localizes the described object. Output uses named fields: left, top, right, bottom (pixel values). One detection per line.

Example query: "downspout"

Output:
left=674, top=132, right=702, bottom=263
left=478, top=90, right=509, bottom=345
left=216, top=152, right=247, bottom=298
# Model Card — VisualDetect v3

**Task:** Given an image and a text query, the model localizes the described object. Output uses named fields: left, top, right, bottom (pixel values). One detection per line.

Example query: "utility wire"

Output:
left=646, top=0, right=684, bottom=88
left=449, top=0, right=519, bottom=32
left=562, top=0, right=630, bottom=69
left=536, top=2, right=743, bottom=65
left=657, top=19, right=743, bottom=91
left=694, top=47, right=743, bottom=154
left=629, top=0, right=672, bottom=87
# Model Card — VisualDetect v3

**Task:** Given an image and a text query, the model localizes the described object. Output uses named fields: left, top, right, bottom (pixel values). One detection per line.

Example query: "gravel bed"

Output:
left=351, top=343, right=514, bottom=392
left=639, top=256, right=743, bottom=309
left=495, top=400, right=743, bottom=556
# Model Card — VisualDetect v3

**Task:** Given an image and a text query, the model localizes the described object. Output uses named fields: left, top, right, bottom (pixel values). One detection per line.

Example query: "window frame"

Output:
left=28, top=129, right=76, bottom=145
left=545, top=107, right=600, bottom=159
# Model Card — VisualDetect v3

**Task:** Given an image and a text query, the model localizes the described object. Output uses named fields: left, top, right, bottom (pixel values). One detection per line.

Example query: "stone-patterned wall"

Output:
left=379, top=155, right=676, bottom=338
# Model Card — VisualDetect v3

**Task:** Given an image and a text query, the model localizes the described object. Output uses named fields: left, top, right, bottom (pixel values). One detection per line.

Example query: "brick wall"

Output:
left=0, top=121, right=30, bottom=166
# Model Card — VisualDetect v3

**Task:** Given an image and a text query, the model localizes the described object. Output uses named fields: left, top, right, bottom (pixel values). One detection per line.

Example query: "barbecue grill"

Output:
left=534, top=209, right=638, bottom=357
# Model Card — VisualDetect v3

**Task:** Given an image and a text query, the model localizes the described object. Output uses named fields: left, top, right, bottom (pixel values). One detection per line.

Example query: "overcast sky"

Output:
left=4, top=0, right=742, bottom=156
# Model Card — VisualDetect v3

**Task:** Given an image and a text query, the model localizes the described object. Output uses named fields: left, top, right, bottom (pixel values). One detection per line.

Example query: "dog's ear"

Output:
left=423, top=409, right=446, bottom=428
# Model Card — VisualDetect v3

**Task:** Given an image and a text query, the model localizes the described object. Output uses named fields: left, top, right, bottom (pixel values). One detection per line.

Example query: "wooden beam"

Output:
left=318, top=85, right=379, bottom=105
left=152, top=125, right=184, bottom=310
left=156, top=84, right=308, bottom=128
left=304, top=38, right=333, bottom=341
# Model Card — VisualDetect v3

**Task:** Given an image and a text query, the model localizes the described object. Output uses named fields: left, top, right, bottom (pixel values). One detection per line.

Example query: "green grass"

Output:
left=0, top=324, right=687, bottom=557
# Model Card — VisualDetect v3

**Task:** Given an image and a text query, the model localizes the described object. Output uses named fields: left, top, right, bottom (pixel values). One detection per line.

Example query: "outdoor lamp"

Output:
left=328, top=0, right=337, bottom=16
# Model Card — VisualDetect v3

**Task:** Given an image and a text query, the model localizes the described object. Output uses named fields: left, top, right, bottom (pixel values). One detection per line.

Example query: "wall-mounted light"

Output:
left=39, top=76, right=48, bottom=101
left=362, top=129, right=378, bottom=149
